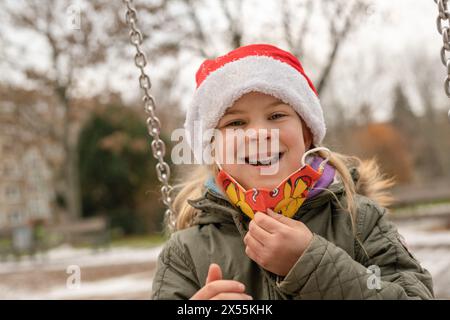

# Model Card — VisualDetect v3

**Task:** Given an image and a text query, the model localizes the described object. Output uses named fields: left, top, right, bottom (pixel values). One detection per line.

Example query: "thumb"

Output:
left=267, top=208, right=296, bottom=227
left=206, top=263, right=222, bottom=284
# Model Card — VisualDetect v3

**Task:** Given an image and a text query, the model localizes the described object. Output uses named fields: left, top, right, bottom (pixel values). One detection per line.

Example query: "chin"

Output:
left=249, top=175, right=284, bottom=190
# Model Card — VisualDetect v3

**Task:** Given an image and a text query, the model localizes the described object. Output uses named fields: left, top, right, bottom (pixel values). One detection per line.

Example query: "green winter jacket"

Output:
left=151, top=168, right=434, bottom=300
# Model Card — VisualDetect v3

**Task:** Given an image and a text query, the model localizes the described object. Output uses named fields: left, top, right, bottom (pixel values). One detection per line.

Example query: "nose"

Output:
left=243, top=121, right=279, bottom=155
left=245, top=126, right=270, bottom=146
left=244, top=118, right=273, bottom=143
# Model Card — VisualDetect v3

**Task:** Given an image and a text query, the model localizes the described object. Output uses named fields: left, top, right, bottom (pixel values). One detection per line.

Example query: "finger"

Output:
left=200, top=280, right=246, bottom=299
left=206, top=263, right=222, bottom=284
left=267, top=208, right=296, bottom=227
left=268, top=208, right=309, bottom=232
left=191, top=279, right=245, bottom=300
left=248, top=219, right=272, bottom=243
left=244, top=232, right=264, bottom=251
left=211, top=292, right=253, bottom=300
left=245, top=242, right=261, bottom=264
left=254, top=211, right=283, bottom=233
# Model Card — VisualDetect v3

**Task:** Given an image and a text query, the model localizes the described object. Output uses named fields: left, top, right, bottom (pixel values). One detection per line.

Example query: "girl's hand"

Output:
left=190, top=263, right=253, bottom=300
left=243, top=208, right=313, bottom=276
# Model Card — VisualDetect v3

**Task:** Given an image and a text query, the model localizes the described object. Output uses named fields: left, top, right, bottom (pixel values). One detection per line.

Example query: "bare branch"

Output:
left=135, top=1, right=169, bottom=14
left=219, top=0, right=243, bottom=48
left=182, top=0, right=211, bottom=58
left=316, top=0, right=369, bottom=94
left=281, top=0, right=294, bottom=50
left=294, top=0, right=314, bottom=57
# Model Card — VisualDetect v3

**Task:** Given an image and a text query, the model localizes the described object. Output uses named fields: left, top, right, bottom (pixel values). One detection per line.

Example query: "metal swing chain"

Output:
left=435, top=0, right=450, bottom=101
left=123, top=0, right=176, bottom=231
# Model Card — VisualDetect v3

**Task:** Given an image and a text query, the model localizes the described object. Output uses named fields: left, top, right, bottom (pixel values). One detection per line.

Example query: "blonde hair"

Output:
left=167, top=148, right=396, bottom=237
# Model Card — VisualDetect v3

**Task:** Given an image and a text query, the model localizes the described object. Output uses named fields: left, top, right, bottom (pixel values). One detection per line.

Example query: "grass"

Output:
left=0, top=238, right=11, bottom=248
left=390, top=199, right=450, bottom=217
left=109, top=233, right=168, bottom=248
left=1, top=233, right=168, bottom=255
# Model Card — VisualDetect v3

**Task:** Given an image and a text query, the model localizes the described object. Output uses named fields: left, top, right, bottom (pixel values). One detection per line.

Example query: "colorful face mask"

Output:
left=215, top=147, right=331, bottom=219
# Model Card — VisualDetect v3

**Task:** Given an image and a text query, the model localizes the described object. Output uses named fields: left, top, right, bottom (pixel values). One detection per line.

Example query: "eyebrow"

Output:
left=223, top=109, right=243, bottom=115
left=223, top=100, right=285, bottom=115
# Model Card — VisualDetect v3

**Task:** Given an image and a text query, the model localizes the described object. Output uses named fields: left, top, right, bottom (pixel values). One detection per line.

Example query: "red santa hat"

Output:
left=184, top=43, right=326, bottom=163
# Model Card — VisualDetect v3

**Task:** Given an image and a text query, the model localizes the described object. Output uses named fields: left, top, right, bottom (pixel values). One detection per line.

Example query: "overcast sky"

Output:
left=1, top=0, right=447, bottom=123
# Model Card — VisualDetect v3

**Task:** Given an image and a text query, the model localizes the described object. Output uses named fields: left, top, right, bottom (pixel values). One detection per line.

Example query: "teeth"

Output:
left=244, top=153, right=283, bottom=166
left=259, top=156, right=276, bottom=164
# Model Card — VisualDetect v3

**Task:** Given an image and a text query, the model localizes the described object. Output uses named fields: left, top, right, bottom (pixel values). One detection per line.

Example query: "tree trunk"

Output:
left=58, top=86, right=81, bottom=221
left=65, top=142, right=81, bottom=220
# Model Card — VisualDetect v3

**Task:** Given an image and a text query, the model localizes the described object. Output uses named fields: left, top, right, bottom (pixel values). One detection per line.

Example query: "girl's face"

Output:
left=215, top=91, right=312, bottom=190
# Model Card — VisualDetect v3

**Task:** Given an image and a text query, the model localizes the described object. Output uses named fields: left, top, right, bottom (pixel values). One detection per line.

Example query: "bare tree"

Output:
left=167, top=0, right=244, bottom=58
left=114, top=0, right=373, bottom=104
left=171, top=0, right=371, bottom=95
left=281, top=0, right=314, bottom=59
left=0, top=0, right=166, bottom=220
left=411, top=53, right=449, bottom=179
left=218, top=0, right=244, bottom=49
left=280, top=0, right=373, bottom=93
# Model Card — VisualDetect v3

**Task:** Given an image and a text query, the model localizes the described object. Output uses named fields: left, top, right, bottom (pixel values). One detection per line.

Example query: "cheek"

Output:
left=214, top=129, right=236, bottom=162
left=220, top=163, right=241, bottom=179
left=280, top=125, right=306, bottom=152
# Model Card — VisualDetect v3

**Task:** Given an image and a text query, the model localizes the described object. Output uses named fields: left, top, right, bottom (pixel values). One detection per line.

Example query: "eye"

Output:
left=269, top=113, right=286, bottom=120
left=225, top=120, right=245, bottom=127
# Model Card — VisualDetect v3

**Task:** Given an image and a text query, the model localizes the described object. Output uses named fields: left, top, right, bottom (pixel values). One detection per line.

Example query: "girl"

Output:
left=151, top=44, right=434, bottom=300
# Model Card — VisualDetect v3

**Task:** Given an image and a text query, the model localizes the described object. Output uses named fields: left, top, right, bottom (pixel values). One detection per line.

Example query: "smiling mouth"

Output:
left=242, top=152, right=284, bottom=166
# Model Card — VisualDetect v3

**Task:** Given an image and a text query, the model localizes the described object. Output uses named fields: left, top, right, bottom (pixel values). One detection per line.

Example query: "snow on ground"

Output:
left=22, top=271, right=154, bottom=300
left=0, top=245, right=164, bottom=300
left=0, top=270, right=155, bottom=300
left=0, top=245, right=163, bottom=274
left=396, top=219, right=450, bottom=299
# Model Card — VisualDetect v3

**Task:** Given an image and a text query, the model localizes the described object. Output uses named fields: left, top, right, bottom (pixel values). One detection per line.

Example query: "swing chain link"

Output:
left=123, top=0, right=176, bottom=231
left=434, top=0, right=450, bottom=98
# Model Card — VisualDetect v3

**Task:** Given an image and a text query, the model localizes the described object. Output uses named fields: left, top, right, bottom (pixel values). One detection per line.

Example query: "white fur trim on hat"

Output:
left=184, top=55, right=326, bottom=163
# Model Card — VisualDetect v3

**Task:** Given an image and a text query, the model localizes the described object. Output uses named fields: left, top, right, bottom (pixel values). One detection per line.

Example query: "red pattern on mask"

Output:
left=216, top=164, right=323, bottom=219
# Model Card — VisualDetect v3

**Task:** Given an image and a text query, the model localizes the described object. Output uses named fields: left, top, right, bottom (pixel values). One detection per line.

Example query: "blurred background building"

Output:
left=0, top=90, right=60, bottom=234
